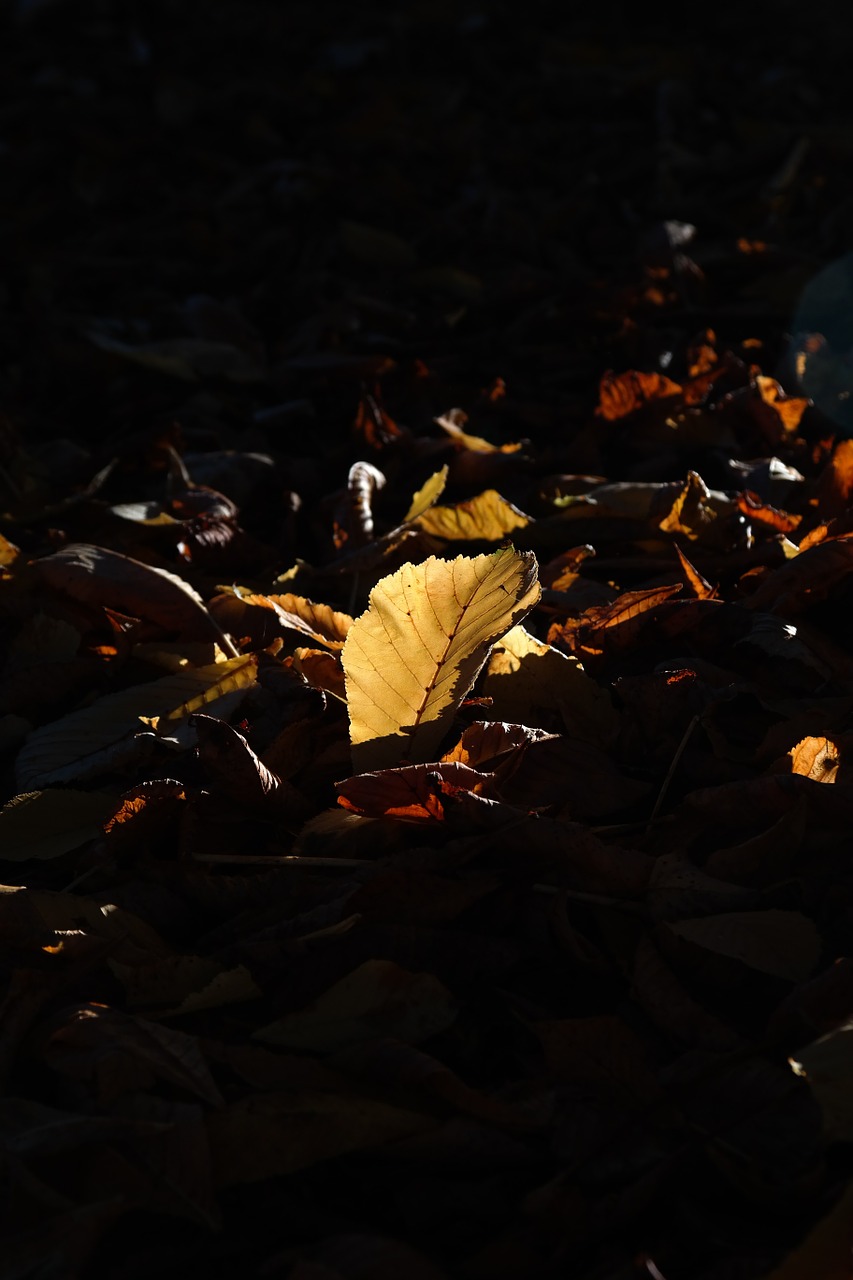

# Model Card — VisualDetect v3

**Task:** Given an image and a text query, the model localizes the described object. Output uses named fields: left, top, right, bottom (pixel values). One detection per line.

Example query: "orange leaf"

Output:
left=337, top=760, right=497, bottom=822
left=597, top=370, right=682, bottom=421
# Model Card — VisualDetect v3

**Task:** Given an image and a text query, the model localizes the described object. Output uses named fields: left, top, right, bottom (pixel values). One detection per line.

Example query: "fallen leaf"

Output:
left=337, top=760, right=496, bottom=822
left=342, top=549, right=540, bottom=772
left=208, top=1089, right=433, bottom=1186
left=0, top=789, right=116, bottom=862
left=481, top=625, right=617, bottom=744
left=789, top=736, right=840, bottom=783
left=403, top=466, right=450, bottom=523
left=15, top=656, right=257, bottom=790
left=254, top=958, right=457, bottom=1051
left=667, top=910, right=821, bottom=983
left=415, top=489, right=531, bottom=542
left=36, top=543, right=233, bottom=648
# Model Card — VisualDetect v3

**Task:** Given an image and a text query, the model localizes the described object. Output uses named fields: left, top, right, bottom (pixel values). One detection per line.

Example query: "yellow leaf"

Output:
left=266, top=593, right=353, bottom=648
left=435, top=409, right=523, bottom=454
left=403, top=465, right=449, bottom=524
left=415, top=489, right=531, bottom=542
left=162, top=656, right=258, bottom=719
left=482, top=625, right=617, bottom=745
left=341, top=548, right=540, bottom=772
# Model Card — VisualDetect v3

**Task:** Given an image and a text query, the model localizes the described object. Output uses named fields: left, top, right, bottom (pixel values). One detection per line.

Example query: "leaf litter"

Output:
left=3, top=5, right=853, bottom=1278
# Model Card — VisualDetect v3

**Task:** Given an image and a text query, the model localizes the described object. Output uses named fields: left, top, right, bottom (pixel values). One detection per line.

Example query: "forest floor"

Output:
left=4, top=4, right=853, bottom=1278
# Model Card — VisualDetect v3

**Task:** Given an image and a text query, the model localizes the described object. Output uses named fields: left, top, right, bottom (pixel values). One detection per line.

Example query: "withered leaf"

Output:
left=36, top=543, right=233, bottom=648
left=0, top=789, right=116, bottom=862
left=208, top=1089, right=433, bottom=1186
left=337, top=760, right=497, bottom=822
left=441, top=720, right=553, bottom=768
left=434, top=408, right=523, bottom=454
left=597, top=369, right=682, bottom=420
left=667, top=910, right=821, bottom=983
left=253, top=958, right=457, bottom=1051
left=341, top=549, right=540, bottom=772
left=292, top=646, right=347, bottom=699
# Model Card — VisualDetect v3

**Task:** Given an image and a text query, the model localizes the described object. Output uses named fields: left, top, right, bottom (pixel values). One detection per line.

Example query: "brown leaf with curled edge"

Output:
left=254, top=958, right=457, bottom=1051
left=208, top=1089, right=433, bottom=1186
left=434, top=408, right=523, bottom=453
left=292, top=647, right=347, bottom=699
left=817, top=438, right=853, bottom=521
left=742, top=536, right=853, bottom=614
left=337, top=760, right=497, bottom=822
left=36, top=543, right=233, bottom=648
left=191, top=713, right=285, bottom=807
left=597, top=369, right=682, bottom=421
left=666, top=910, right=821, bottom=983
left=553, top=584, right=683, bottom=659
left=441, top=720, right=554, bottom=768
left=674, top=543, right=716, bottom=599
left=415, top=489, right=531, bottom=543
left=789, top=736, right=840, bottom=783
left=341, top=549, right=540, bottom=773
left=736, top=490, right=802, bottom=534
left=482, top=625, right=617, bottom=744
left=402, top=465, right=449, bottom=523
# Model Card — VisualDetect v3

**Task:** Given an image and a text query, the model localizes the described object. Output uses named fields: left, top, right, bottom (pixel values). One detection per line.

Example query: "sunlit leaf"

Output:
left=292, top=647, right=347, bottom=699
left=434, top=408, right=523, bottom=454
left=441, top=720, right=552, bottom=768
left=415, top=490, right=531, bottom=542
left=789, top=736, right=840, bottom=783
left=403, top=466, right=449, bottom=524
left=341, top=549, right=540, bottom=772
left=597, top=369, right=682, bottom=421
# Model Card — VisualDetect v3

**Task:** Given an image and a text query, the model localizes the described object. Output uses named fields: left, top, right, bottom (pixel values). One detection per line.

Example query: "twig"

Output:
left=190, top=852, right=372, bottom=868
left=647, top=713, right=700, bottom=832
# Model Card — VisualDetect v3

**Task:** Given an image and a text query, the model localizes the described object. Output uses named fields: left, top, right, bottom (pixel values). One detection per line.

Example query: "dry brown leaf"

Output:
left=191, top=713, right=290, bottom=807
left=667, top=910, right=821, bottom=983
left=14, top=656, right=257, bottom=790
left=337, top=760, right=496, bottom=822
left=743, top=537, right=853, bottom=614
left=0, top=789, right=116, bottom=862
left=208, top=1089, right=432, bottom=1186
left=341, top=548, right=540, bottom=772
left=110, top=954, right=260, bottom=1015
left=253, top=958, right=457, bottom=1051
left=441, top=720, right=553, bottom=768
left=36, top=543, right=233, bottom=648
left=674, top=543, right=716, bottom=599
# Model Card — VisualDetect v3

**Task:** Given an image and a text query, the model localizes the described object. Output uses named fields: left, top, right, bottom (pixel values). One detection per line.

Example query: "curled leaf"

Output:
left=337, top=760, right=496, bottom=822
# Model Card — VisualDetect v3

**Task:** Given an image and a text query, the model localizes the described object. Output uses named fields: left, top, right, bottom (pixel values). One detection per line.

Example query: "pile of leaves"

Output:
left=6, top=4, right=853, bottom=1278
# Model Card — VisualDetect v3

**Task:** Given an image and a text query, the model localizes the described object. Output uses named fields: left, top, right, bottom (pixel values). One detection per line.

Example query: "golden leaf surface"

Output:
left=415, top=489, right=531, bottom=542
left=341, top=549, right=540, bottom=772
